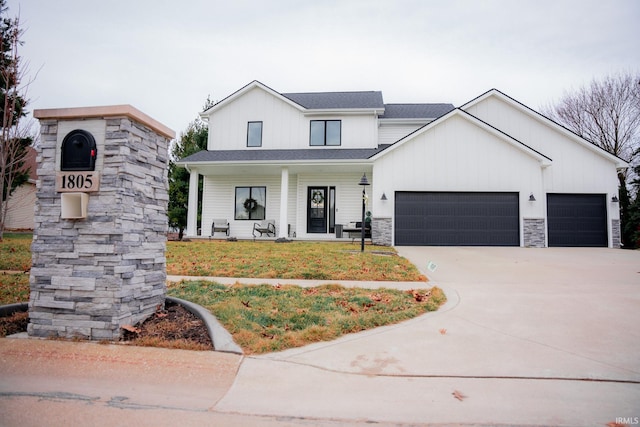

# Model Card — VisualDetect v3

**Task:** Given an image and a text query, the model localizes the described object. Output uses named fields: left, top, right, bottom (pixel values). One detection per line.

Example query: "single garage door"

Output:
left=395, top=192, right=520, bottom=246
left=547, top=194, right=607, bottom=247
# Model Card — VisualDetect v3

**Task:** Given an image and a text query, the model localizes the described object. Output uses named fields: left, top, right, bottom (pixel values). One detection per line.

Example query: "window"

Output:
left=310, top=120, right=341, bottom=146
left=235, top=186, right=266, bottom=220
left=247, top=121, right=263, bottom=147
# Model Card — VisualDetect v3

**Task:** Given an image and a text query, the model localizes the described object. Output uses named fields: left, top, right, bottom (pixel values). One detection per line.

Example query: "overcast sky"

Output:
left=6, top=0, right=640, bottom=138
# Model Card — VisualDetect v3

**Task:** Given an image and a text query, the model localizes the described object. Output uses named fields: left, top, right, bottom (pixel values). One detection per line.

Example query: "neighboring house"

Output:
left=4, top=146, right=37, bottom=230
left=178, top=80, right=627, bottom=247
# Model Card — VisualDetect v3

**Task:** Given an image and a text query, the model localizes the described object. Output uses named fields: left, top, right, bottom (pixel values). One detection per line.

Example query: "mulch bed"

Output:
left=0, top=311, right=29, bottom=336
left=0, top=300, right=214, bottom=351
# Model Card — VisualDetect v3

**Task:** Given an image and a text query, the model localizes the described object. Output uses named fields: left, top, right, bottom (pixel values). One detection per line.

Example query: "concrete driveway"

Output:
left=217, top=247, right=640, bottom=426
left=2, top=247, right=639, bottom=426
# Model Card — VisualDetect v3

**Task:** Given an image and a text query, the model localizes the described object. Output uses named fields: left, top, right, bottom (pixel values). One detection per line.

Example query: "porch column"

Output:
left=279, top=167, right=289, bottom=238
left=186, top=168, right=199, bottom=237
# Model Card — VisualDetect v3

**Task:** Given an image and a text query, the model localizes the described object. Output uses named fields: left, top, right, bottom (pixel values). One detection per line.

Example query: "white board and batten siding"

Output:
left=465, top=95, right=621, bottom=194
left=202, top=173, right=369, bottom=240
left=202, top=174, right=289, bottom=238
left=206, top=86, right=380, bottom=151
left=378, top=123, right=426, bottom=146
left=372, top=113, right=546, bottom=221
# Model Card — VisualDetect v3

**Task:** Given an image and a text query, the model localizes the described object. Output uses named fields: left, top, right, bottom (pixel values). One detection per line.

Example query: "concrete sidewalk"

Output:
left=1, top=247, right=639, bottom=426
left=167, top=274, right=429, bottom=290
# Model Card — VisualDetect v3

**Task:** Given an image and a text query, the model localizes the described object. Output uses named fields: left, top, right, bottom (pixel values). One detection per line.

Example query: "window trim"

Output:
left=234, top=186, right=266, bottom=220
left=247, top=121, right=263, bottom=147
left=309, top=120, right=341, bottom=146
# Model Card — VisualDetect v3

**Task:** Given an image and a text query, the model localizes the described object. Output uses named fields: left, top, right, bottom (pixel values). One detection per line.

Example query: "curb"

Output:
left=166, top=296, right=243, bottom=355
left=0, top=299, right=243, bottom=355
left=0, top=302, right=28, bottom=317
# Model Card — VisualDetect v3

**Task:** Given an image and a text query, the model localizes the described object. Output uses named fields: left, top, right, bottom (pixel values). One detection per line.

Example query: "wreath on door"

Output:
left=243, top=198, right=258, bottom=212
left=311, top=190, right=324, bottom=205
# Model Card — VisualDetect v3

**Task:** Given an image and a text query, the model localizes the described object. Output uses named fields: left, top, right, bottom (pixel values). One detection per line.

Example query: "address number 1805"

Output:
left=56, top=172, right=100, bottom=193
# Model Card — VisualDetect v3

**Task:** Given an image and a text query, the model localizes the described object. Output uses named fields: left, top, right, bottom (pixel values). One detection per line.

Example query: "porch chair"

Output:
left=343, top=221, right=371, bottom=243
left=252, top=219, right=276, bottom=237
left=210, top=219, right=230, bottom=238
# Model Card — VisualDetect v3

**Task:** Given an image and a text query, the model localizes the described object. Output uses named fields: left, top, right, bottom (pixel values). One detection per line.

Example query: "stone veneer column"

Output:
left=372, top=217, right=392, bottom=246
left=523, top=218, right=546, bottom=248
left=29, top=106, right=175, bottom=340
left=612, top=219, right=621, bottom=248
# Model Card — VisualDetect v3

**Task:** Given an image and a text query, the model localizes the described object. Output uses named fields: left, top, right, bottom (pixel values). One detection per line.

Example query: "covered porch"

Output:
left=183, top=161, right=374, bottom=241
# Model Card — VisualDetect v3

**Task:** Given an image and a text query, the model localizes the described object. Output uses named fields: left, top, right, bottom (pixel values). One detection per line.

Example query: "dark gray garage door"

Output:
left=547, top=194, right=607, bottom=247
left=395, top=192, right=520, bottom=246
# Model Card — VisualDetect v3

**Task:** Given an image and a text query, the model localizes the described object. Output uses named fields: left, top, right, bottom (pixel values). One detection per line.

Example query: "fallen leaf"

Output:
left=439, top=328, right=447, bottom=335
left=452, top=390, right=466, bottom=401
left=121, top=325, right=140, bottom=334
left=370, top=293, right=382, bottom=302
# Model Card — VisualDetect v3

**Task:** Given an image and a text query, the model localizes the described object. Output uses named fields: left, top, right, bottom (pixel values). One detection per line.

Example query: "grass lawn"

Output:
left=0, top=234, right=444, bottom=352
left=0, top=233, right=32, bottom=304
left=167, top=240, right=426, bottom=281
left=169, top=281, right=445, bottom=354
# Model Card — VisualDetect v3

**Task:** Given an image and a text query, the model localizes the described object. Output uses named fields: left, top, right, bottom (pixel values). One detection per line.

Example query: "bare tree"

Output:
left=0, top=1, right=34, bottom=241
left=543, top=72, right=640, bottom=248
left=543, top=72, right=640, bottom=163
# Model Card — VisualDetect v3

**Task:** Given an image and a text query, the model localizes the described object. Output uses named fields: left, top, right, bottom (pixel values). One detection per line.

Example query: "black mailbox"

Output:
left=61, top=129, right=97, bottom=171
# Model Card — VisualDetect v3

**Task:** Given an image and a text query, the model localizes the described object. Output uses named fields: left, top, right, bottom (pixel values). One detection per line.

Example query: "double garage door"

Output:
left=395, top=192, right=520, bottom=246
left=395, top=192, right=607, bottom=247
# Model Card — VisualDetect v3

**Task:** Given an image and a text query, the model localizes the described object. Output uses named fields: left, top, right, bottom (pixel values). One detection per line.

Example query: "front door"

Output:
left=307, top=187, right=327, bottom=233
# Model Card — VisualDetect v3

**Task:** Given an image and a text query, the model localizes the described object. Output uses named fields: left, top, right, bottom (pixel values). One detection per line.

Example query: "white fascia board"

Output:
left=369, top=109, right=457, bottom=160
left=378, top=118, right=432, bottom=125
left=201, top=80, right=306, bottom=117
left=462, top=89, right=628, bottom=169
left=370, top=109, right=552, bottom=167
left=303, top=108, right=385, bottom=117
left=460, top=111, right=553, bottom=167
left=178, top=159, right=373, bottom=167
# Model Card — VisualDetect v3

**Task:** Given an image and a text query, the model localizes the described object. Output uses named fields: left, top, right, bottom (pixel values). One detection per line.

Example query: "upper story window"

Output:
left=310, top=120, right=341, bottom=146
left=247, top=121, right=263, bottom=147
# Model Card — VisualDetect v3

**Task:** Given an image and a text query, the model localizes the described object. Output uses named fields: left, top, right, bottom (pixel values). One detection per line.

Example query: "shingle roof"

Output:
left=281, top=91, right=453, bottom=119
left=380, top=103, right=454, bottom=119
left=179, top=146, right=392, bottom=164
left=282, top=91, right=384, bottom=109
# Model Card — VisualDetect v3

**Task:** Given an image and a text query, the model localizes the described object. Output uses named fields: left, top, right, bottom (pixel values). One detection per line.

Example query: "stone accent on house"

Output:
left=612, top=219, right=621, bottom=248
left=523, top=218, right=546, bottom=248
left=372, top=217, right=392, bottom=246
left=29, top=107, right=173, bottom=341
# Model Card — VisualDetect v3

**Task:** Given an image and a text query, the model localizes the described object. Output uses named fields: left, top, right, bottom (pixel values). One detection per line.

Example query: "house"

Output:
left=178, top=80, right=627, bottom=247
left=4, top=147, right=37, bottom=230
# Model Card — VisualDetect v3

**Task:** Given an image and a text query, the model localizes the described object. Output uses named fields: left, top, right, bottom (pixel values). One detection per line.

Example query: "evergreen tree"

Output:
left=168, top=117, right=208, bottom=239
left=623, top=148, right=640, bottom=248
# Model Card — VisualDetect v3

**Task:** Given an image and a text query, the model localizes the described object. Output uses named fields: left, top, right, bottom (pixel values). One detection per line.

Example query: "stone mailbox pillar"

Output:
left=29, top=105, right=175, bottom=340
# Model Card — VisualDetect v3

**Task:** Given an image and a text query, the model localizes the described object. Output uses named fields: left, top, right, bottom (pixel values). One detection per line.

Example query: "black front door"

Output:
left=307, top=187, right=327, bottom=233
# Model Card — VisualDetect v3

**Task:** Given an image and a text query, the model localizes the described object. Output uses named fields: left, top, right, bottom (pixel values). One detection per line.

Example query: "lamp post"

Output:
left=358, top=173, right=370, bottom=252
